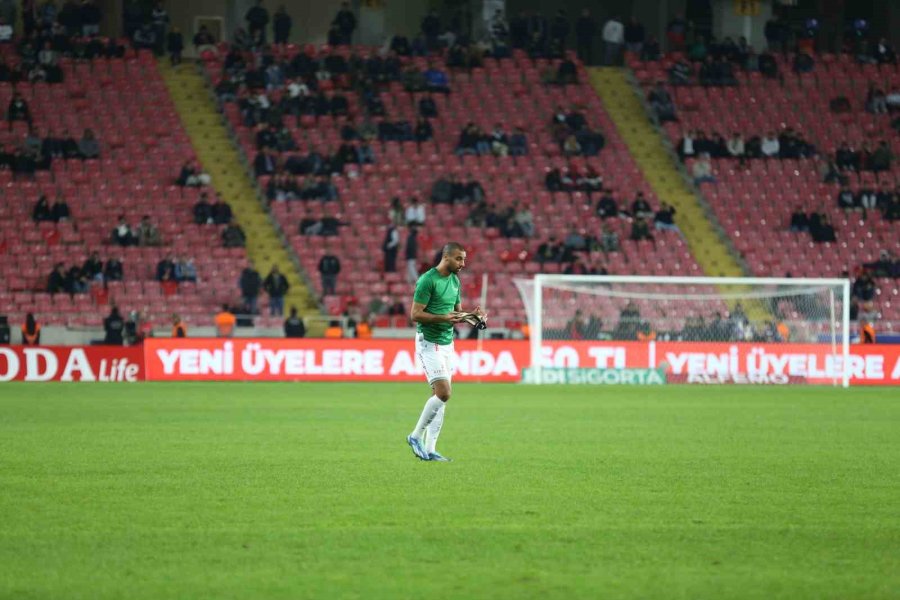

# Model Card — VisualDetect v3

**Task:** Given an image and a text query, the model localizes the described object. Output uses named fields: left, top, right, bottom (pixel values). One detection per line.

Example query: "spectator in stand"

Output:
left=837, top=185, right=856, bottom=212
left=761, top=132, right=780, bottom=158
left=858, top=186, right=878, bottom=214
left=82, top=251, right=104, bottom=282
left=508, top=128, right=528, bottom=156
left=414, top=117, right=433, bottom=143
left=513, top=206, right=534, bottom=238
left=866, top=83, right=888, bottom=114
left=727, top=133, right=745, bottom=159
left=536, top=236, right=564, bottom=265
left=177, top=161, right=211, bottom=187
left=405, top=197, right=426, bottom=226
left=7, top=92, right=31, bottom=131
left=111, top=215, right=135, bottom=246
left=424, top=64, right=450, bottom=94
left=600, top=224, right=620, bottom=254
left=810, top=213, right=836, bottom=243
left=80, top=0, right=101, bottom=36
left=273, top=5, right=292, bottom=44
left=418, top=94, right=437, bottom=119
left=852, top=271, right=877, bottom=306
left=77, top=129, right=100, bottom=159
left=284, top=306, right=306, bottom=337
left=692, top=153, right=715, bottom=185
left=103, top=307, right=125, bottom=345
left=648, top=82, right=676, bottom=122
left=33, top=194, right=52, bottom=222
left=642, top=37, right=661, bottom=61
left=874, top=38, right=896, bottom=65
left=239, top=264, right=262, bottom=314
left=835, top=142, right=859, bottom=172
left=47, top=262, right=67, bottom=294
left=870, top=141, right=893, bottom=173
left=261, top=265, right=289, bottom=316
left=318, top=248, right=341, bottom=296
left=333, top=2, right=356, bottom=45
left=654, top=202, right=679, bottom=232
left=405, top=225, right=419, bottom=283
left=193, top=193, right=213, bottom=224
left=575, top=9, right=596, bottom=64
left=382, top=222, right=399, bottom=272
left=601, top=15, right=624, bottom=66
left=167, top=26, right=184, bottom=66
left=679, top=130, right=696, bottom=160
left=789, top=207, right=809, bottom=232
left=193, top=25, right=217, bottom=54
left=630, top=216, right=654, bottom=242
left=150, top=3, right=170, bottom=55
left=254, top=148, right=277, bottom=177
left=104, top=256, right=124, bottom=282
left=156, top=254, right=175, bottom=281
left=593, top=189, right=616, bottom=219
left=222, top=222, right=246, bottom=247
left=564, top=227, right=586, bottom=252
left=631, top=192, right=653, bottom=219
left=245, top=0, right=269, bottom=45
left=624, top=17, right=645, bottom=56
left=174, top=257, right=197, bottom=282
left=137, top=215, right=162, bottom=246
left=50, top=194, right=69, bottom=222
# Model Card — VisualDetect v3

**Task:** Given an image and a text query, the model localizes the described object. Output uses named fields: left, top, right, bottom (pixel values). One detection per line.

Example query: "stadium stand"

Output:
left=203, top=44, right=705, bottom=330
left=632, top=51, right=900, bottom=332
left=0, top=46, right=249, bottom=329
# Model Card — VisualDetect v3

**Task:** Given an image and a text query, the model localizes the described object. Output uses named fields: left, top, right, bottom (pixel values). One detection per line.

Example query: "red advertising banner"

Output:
left=142, top=338, right=900, bottom=385
left=143, top=338, right=525, bottom=382
left=0, top=346, right=145, bottom=382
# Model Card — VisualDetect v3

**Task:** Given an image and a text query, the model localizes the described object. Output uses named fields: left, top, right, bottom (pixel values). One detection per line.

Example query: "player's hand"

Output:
left=445, top=312, right=466, bottom=323
left=472, top=306, right=488, bottom=320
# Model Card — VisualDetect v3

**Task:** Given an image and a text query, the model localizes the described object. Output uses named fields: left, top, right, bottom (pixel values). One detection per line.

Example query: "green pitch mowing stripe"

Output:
left=0, top=383, right=898, bottom=600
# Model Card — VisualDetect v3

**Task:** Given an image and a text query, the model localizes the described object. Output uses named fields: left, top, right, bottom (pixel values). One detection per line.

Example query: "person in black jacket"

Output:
left=263, top=265, right=289, bottom=316
left=333, top=2, right=356, bottom=45
left=284, top=306, right=306, bottom=338
left=245, top=0, right=270, bottom=44
left=104, top=307, right=125, bottom=345
left=273, top=5, right=292, bottom=44
left=240, top=265, right=262, bottom=314
left=167, top=26, right=184, bottom=66
left=318, top=250, right=341, bottom=296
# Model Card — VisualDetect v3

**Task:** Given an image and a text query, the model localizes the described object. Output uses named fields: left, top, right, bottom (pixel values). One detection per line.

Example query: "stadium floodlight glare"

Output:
left=516, top=275, right=851, bottom=387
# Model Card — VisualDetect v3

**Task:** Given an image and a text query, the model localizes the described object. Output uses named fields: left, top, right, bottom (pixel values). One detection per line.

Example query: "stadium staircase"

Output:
left=158, top=61, right=319, bottom=323
left=588, top=67, right=743, bottom=278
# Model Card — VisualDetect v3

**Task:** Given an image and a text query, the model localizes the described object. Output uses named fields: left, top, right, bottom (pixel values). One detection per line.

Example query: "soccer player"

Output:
left=406, top=242, right=486, bottom=462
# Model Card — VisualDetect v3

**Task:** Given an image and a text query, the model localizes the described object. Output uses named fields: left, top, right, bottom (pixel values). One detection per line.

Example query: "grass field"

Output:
left=1, top=383, right=898, bottom=600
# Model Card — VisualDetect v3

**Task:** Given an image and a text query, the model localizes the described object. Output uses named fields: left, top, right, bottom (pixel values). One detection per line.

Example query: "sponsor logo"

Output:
left=522, top=367, right=666, bottom=385
left=0, top=347, right=144, bottom=382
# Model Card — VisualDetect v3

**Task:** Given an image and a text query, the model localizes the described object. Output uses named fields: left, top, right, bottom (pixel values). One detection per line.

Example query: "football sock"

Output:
left=411, top=395, right=442, bottom=439
left=424, top=404, right=445, bottom=454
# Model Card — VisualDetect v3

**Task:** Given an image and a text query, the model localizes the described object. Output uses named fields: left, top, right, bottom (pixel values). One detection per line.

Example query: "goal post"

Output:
left=516, top=275, right=852, bottom=387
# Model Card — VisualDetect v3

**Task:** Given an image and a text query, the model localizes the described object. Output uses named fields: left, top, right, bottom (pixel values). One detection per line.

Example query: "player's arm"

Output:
left=410, top=302, right=465, bottom=323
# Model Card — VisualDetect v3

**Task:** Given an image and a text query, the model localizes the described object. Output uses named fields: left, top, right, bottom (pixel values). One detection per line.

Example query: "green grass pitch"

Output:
left=1, top=383, right=898, bottom=600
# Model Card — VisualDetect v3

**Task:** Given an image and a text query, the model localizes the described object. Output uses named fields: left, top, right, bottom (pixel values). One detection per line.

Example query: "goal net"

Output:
left=514, top=276, right=851, bottom=386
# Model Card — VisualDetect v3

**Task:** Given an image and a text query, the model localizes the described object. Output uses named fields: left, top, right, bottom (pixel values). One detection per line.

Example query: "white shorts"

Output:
left=415, top=332, right=455, bottom=385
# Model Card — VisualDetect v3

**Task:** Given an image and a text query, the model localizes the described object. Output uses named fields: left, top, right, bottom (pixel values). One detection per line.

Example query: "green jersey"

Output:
left=413, top=267, right=461, bottom=345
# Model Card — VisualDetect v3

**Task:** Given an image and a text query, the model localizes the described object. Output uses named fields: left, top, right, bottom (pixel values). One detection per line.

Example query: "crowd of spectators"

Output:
left=679, top=129, right=816, bottom=161
left=0, top=122, right=102, bottom=180
left=788, top=208, right=837, bottom=243
left=551, top=106, right=605, bottom=157
left=430, top=175, right=485, bottom=204
left=46, top=252, right=124, bottom=296
left=454, top=122, right=528, bottom=157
